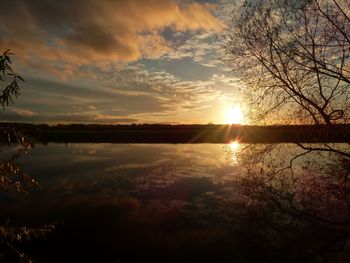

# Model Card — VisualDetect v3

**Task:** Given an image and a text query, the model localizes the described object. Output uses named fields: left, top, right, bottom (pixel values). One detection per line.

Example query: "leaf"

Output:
left=5, top=55, right=11, bottom=64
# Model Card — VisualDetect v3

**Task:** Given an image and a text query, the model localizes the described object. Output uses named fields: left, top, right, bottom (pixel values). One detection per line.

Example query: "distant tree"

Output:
left=224, top=0, right=350, bottom=125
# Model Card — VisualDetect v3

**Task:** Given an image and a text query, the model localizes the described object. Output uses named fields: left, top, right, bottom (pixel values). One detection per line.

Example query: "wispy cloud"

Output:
left=1, top=63, right=240, bottom=124
left=0, top=0, right=242, bottom=124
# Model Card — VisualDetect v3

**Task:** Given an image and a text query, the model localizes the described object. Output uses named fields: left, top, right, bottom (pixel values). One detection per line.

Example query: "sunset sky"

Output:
left=0, top=0, right=243, bottom=124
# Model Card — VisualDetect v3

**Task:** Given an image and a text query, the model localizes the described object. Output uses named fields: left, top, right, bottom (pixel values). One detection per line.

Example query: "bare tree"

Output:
left=224, top=3, right=350, bottom=258
left=224, top=0, right=350, bottom=125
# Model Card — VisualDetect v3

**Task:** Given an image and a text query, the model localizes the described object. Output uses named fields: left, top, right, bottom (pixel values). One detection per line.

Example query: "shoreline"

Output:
left=1, top=123, right=349, bottom=143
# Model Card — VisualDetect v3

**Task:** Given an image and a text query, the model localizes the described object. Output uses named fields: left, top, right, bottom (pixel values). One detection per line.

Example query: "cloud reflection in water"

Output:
left=1, top=143, right=350, bottom=262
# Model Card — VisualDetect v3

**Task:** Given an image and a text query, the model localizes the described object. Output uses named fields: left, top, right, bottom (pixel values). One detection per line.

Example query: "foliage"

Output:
left=0, top=126, right=39, bottom=192
left=0, top=49, right=24, bottom=110
left=0, top=225, right=56, bottom=263
left=0, top=50, right=39, bottom=192
left=225, top=0, right=350, bottom=125
left=0, top=50, right=53, bottom=262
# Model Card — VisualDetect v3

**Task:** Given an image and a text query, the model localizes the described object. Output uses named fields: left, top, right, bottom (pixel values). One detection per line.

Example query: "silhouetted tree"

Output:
left=0, top=50, right=53, bottom=263
left=224, top=3, right=350, bottom=259
left=225, top=0, right=350, bottom=125
left=0, top=49, right=38, bottom=192
left=0, top=49, right=24, bottom=110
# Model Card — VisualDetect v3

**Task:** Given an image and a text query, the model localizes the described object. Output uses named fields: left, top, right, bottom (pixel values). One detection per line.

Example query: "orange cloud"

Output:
left=0, top=0, right=223, bottom=76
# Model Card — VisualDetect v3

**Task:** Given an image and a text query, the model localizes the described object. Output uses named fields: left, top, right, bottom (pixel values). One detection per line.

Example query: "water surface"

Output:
left=1, top=143, right=349, bottom=262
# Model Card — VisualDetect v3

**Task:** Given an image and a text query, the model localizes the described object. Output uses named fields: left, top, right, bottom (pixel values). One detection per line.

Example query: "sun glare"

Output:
left=225, top=105, right=244, bottom=124
left=229, top=140, right=240, bottom=151
left=226, top=140, right=241, bottom=165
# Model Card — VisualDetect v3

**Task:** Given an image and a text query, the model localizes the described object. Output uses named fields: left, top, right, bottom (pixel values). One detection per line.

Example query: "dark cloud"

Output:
left=0, top=0, right=222, bottom=76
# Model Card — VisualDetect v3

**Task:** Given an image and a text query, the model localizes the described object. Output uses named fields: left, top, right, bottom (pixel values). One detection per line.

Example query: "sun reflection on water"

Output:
left=224, top=140, right=241, bottom=166
left=229, top=141, right=240, bottom=151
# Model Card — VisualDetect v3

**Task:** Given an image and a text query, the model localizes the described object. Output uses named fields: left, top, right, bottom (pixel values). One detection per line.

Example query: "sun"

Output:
left=225, top=105, right=244, bottom=124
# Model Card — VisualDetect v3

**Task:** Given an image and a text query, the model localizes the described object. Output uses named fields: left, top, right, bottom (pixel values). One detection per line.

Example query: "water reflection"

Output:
left=228, top=140, right=241, bottom=165
left=233, top=143, right=350, bottom=262
left=0, top=143, right=349, bottom=262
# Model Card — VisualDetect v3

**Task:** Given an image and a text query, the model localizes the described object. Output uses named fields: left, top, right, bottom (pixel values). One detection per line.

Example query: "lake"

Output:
left=1, top=143, right=350, bottom=262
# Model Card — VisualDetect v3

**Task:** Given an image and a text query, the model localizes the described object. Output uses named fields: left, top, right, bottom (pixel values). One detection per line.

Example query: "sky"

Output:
left=0, top=0, right=243, bottom=124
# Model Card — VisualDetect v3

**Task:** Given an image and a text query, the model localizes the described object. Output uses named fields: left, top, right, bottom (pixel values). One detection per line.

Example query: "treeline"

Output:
left=1, top=122, right=350, bottom=143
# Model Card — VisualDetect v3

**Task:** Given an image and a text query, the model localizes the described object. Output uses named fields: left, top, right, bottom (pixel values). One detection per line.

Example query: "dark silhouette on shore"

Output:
left=1, top=122, right=350, bottom=143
